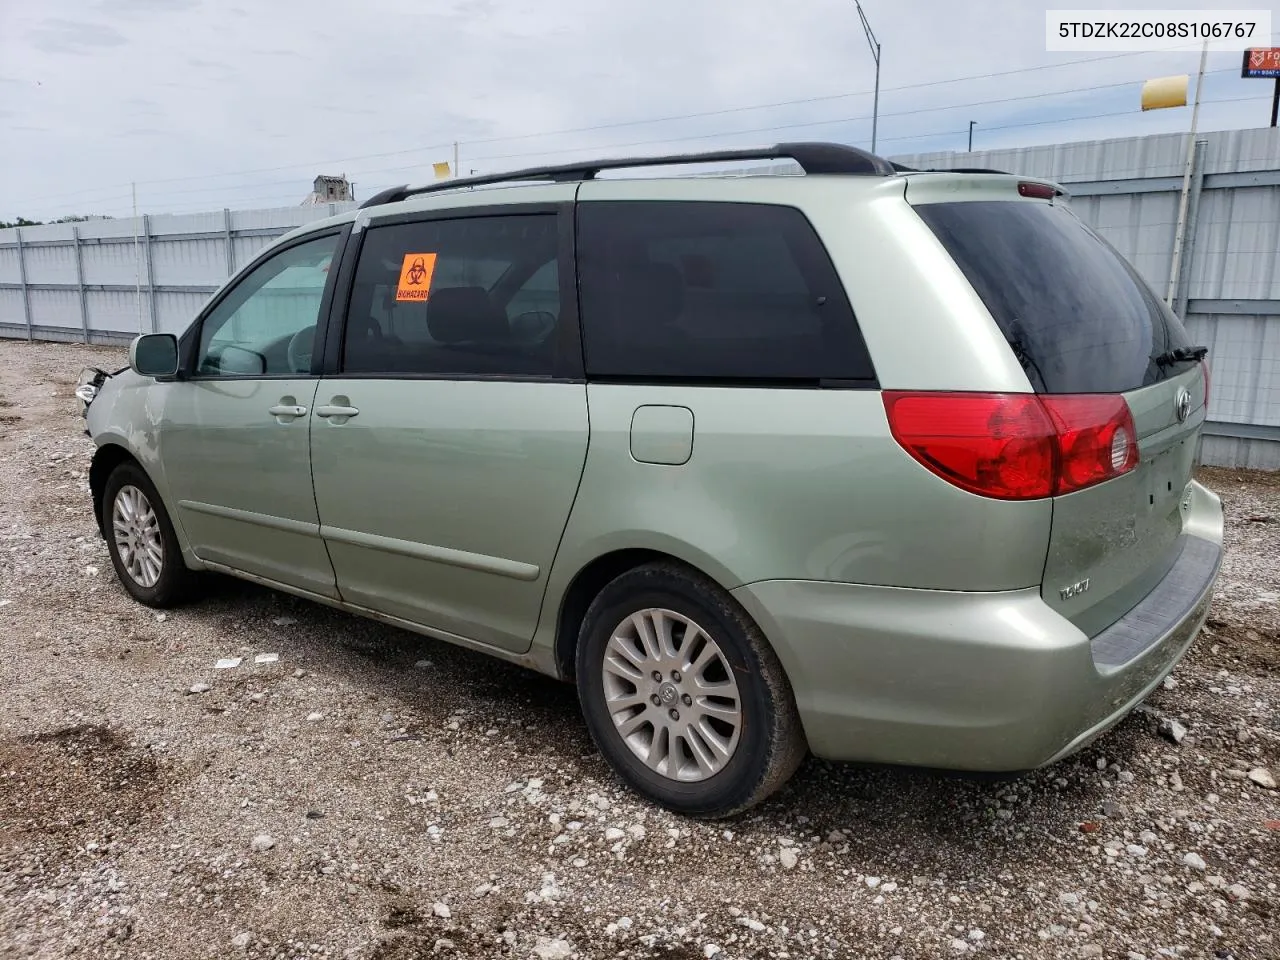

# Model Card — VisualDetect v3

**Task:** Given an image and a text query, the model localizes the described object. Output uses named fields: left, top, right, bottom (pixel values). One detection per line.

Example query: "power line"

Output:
left=99, top=73, right=1212, bottom=209
left=457, top=50, right=1162, bottom=147
left=462, top=67, right=1244, bottom=166
left=31, top=64, right=1249, bottom=213
left=138, top=92, right=1270, bottom=216
left=16, top=34, right=1273, bottom=209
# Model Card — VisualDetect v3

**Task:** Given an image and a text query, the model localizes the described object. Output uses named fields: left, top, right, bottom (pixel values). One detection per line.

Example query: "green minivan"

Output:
left=79, top=143, right=1221, bottom=817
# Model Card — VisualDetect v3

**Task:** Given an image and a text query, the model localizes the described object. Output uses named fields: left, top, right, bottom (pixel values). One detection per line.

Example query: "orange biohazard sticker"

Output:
left=396, top=252, right=437, bottom=302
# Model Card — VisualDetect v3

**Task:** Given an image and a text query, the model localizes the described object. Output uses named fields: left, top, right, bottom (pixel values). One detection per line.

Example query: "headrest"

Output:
left=426, top=286, right=510, bottom=344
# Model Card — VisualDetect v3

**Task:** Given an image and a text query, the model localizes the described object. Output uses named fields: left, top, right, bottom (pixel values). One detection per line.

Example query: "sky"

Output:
left=1, top=0, right=1277, bottom=221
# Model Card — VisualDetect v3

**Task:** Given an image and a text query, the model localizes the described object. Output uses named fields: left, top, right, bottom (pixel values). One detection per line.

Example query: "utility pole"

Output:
left=968, top=121, right=976, bottom=152
left=1166, top=40, right=1209, bottom=307
left=453, top=142, right=460, bottom=179
left=852, top=1, right=881, bottom=154
left=132, top=182, right=142, bottom=335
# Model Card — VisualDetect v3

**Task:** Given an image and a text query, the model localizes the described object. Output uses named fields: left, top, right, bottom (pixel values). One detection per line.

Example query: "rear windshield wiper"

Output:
left=1155, top=345, right=1208, bottom=366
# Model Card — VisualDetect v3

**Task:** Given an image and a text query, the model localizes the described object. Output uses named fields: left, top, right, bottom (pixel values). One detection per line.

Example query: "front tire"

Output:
left=102, top=461, right=195, bottom=608
left=576, top=562, right=807, bottom=818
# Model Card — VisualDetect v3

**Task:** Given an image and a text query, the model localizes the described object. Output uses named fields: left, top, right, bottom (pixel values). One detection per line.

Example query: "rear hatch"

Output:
left=910, top=181, right=1209, bottom=636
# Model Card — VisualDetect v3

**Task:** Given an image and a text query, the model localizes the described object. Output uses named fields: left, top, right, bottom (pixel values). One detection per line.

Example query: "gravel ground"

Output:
left=1, top=339, right=1277, bottom=960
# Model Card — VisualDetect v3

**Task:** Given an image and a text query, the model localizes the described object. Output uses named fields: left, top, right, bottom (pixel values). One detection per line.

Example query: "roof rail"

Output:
left=358, top=141, right=897, bottom=209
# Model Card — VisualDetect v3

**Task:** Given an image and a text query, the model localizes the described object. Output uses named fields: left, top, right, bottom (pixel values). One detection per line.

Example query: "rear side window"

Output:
left=342, top=214, right=560, bottom=377
left=577, top=201, right=875, bottom=384
left=914, top=200, right=1196, bottom=394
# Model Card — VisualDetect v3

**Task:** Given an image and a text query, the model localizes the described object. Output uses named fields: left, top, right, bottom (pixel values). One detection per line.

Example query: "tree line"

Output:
left=0, top=215, right=112, bottom=229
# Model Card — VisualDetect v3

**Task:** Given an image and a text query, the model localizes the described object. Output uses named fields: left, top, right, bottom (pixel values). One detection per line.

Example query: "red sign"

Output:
left=1242, top=48, right=1280, bottom=78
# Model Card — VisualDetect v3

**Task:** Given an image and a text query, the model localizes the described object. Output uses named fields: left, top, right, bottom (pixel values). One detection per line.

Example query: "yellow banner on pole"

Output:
left=1141, top=75, right=1189, bottom=111
left=432, top=162, right=452, bottom=179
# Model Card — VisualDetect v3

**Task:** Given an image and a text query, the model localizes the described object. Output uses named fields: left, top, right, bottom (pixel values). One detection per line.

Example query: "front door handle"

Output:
left=268, top=404, right=308, bottom=419
left=315, top=404, right=360, bottom=419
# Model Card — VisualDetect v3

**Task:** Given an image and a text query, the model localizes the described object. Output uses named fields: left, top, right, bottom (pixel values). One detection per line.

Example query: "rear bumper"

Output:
left=730, top=482, right=1223, bottom=771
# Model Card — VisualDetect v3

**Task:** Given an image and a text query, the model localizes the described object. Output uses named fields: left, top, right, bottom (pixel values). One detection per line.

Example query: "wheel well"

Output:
left=88, top=445, right=138, bottom=537
left=554, top=548, right=673, bottom=680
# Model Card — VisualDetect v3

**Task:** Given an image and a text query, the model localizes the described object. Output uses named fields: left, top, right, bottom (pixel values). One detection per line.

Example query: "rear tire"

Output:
left=576, top=562, right=807, bottom=818
left=102, top=461, right=196, bottom=608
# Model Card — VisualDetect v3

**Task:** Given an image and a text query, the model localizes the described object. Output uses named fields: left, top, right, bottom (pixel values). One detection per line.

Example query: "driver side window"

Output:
left=196, top=234, right=339, bottom=376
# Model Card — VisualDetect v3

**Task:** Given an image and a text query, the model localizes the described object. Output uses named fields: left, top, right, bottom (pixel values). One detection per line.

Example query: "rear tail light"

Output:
left=1017, top=181, right=1059, bottom=199
left=882, top=392, right=1139, bottom=500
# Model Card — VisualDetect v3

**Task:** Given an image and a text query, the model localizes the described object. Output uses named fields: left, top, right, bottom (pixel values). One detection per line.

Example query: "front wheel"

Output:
left=576, top=562, right=807, bottom=818
left=102, top=461, right=196, bottom=607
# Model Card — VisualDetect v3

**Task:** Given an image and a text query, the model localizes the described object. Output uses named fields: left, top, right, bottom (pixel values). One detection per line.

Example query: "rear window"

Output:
left=914, top=200, right=1197, bottom=394
left=577, top=201, right=876, bottom=385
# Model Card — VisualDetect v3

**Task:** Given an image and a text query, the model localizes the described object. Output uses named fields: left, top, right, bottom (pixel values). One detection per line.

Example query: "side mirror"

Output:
left=129, top=334, right=180, bottom=378
left=217, top=345, right=267, bottom=376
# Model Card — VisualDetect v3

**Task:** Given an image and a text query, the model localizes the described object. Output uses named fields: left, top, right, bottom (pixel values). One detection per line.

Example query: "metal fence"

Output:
left=0, top=203, right=357, bottom=345
left=3, top=127, right=1279, bottom=467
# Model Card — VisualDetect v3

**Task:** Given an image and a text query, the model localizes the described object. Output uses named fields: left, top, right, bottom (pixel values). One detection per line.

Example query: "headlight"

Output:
left=76, top=367, right=108, bottom=413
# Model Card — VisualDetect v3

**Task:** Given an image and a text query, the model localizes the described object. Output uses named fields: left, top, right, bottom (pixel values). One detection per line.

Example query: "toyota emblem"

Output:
left=1174, top=387, right=1191, bottom=423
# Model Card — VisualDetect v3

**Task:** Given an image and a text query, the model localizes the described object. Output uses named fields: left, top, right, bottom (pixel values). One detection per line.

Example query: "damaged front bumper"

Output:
left=75, top=367, right=111, bottom=432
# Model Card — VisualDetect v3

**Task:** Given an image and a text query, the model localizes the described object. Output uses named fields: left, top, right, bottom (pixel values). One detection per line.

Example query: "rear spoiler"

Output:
left=895, top=165, right=1069, bottom=201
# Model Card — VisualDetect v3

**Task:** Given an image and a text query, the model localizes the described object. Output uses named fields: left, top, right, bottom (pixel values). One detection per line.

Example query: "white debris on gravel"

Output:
left=1158, top=718, right=1188, bottom=744
left=250, top=834, right=276, bottom=853
left=215, top=657, right=242, bottom=669
left=1, top=345, right=1279, bottom=960
left=187, top=682, right=211, bottom=694
left=532, top=938, right=573, bottom=960
left=1247, top=767, right=1276, bottom=789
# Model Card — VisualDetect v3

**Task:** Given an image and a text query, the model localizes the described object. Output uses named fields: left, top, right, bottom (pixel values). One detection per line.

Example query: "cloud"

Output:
left=94, top=0, right=201, bottom=15
left=26, top=17, right=128, bottom=54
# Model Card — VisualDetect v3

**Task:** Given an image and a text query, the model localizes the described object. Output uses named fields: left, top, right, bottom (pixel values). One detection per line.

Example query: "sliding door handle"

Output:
left=315, top=404, right=360, bottom=419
